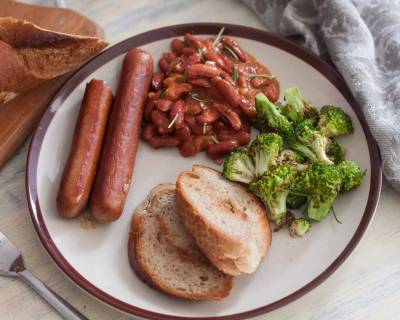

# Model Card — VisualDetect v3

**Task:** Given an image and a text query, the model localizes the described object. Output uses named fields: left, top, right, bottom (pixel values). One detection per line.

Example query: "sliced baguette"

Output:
left=176, top=165, right=271, bottom=276
left=128, top=183, right=233, bottom=300
left=0, top=17, right=108, bottom=105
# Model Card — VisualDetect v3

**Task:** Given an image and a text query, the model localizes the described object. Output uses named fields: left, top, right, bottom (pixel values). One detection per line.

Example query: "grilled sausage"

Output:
left=57, top=79, right=113, bottom=219
left=90, top=49, right=153, bottom=223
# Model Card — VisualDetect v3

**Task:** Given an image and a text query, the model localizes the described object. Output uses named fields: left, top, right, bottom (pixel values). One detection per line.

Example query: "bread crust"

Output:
left=176, top=165, right=271, bottom=276
left=0, top=17, right=108, bottom=105
left=128, top=184, right=233, bottom=300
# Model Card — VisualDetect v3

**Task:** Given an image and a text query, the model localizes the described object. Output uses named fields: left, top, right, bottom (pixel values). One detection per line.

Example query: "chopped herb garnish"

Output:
left=223, top=44, right=239, bottom=60
left=190, top=92, right=213, bottom=103
left=233, top=64, right=239, bottom=81
left=248, top=74, right=275, bottom=79
left=331, top=206, right=342, bottom=224
left=212, top=26, right=225, bottom=48
left=203, top=123, right=208, bottom=135
left=211, top=135, right=220, bottom=144
left=182, top=69, right=188, bottom=83
left=198, top=48, right=205, bottom=61
left=167, top=114, right=179, bottom=129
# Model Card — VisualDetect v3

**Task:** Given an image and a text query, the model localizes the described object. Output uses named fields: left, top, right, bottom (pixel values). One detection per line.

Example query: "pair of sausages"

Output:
left=57, top=48, right=153, bottom=223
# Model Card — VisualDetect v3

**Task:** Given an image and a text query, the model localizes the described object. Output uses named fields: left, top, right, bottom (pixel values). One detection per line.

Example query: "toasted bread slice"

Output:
left=128, top=184, right=233, bottom=300
left=176, top=165, right=271, bottom=276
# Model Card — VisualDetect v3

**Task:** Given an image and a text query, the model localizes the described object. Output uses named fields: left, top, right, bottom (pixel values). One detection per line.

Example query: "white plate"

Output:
left=26, top=23, right=381, bottom=319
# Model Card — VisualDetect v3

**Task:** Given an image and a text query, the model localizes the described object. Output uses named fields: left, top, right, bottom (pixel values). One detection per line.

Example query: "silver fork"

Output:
left=0, top=231, right=88, bottom=320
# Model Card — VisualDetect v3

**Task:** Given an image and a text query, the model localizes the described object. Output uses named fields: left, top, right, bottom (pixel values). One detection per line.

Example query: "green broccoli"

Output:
left=281, top=87, right=318, bottom=123
left=289, top=218, right=312, bottom=237
left=249, top=164, right=297, bottom=224
left=337, top=160, right=365, bottom=192
left=327, top=139, right=346, bottom=164
left=296, top=164, right=342, bottom=222
left=317, top=105, right=354, bottom=137
left=278, top=149, right=305, bottom=164
left=286, top=193, right=307, bottom=209
left=223, top=147, right=255, bottom=184
left=248, top=133, right=283, bottom=178
left=288, top=119, right=333, bottom=164
left=255, top=93, right=294, bottom=137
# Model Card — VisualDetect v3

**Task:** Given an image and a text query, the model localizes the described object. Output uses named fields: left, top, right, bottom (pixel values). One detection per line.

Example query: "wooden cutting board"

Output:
left=0, top=0, right=105, bottom=168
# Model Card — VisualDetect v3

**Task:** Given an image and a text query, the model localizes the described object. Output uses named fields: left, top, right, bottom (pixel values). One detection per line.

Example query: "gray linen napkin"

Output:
left=242, top=0, right=400, bottom=193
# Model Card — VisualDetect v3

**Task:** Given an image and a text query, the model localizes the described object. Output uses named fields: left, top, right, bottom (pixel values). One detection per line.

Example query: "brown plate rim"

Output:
left=26, top=23, right=382, bottom=320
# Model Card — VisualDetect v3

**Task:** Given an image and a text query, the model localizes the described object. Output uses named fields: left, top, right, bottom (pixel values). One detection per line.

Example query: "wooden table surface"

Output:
left=1, top=1, right=399, bottom=319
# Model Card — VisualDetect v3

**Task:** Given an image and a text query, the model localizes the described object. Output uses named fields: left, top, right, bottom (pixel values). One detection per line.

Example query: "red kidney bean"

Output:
left=220, top=53, right=235, bottom=74
left=187, top=64, right=220, bottom=78
left=221, top=37, right=247, bottom=62
left=171, top=38, right=185, bottom=55
left=151, top=109, right=173, bottom=134
left=194, top=135, right=214, bottom=152
left=196, top=108, right=219, bottom=124
left=262, top=81, right=280, bottom=102
left=171, top=59, right=185, bottom=74
left=188, top=78, right=213, bottom=88
left=213, top=78, right=241, bottom=108
left=169, top=100, right=186, bottom=129
left=238, top=98, right=257, bottom=119
left=206, top=140, right=239, bottom=159
left=164, top=83, right=192, bottom=100
left=179, top=136, right=198, bottom=157
left=251, top=76, right=271, bottom=88
left=184, top=33, right=204, bottom=49
left=185, top=114, right=211, bottom=135
left=162, top=52, right=176, bottom=63
left=163, top=75, right=183, bottom=87
left=156, top=98, right=173, bottom=112
left=214, top=120, right=229, bottom=132
left=175, top=125, right=191, bottom=141
left=151, top=73, right=165, bottom=91
left=217, top=130, right=251, bottom=146
left=182, top=47, right=198, bottom=56
left=144, top=90, right=162, bottom=120
left=184, top=53, right=202, bottom=68
left=142, top=123, right=157, bottom=141
left=148, top=136, right=181, bottom=149
left=213, top=102, right=242, bottom=131
left=158, top=58, right=169, bottom=73
left=237, top=74, right=248, bottom=88
left=186, top=98, right=203, bottom=114
left=241, top=121, right=252, bottom=133
left=203, top=40, right=225, bottom=68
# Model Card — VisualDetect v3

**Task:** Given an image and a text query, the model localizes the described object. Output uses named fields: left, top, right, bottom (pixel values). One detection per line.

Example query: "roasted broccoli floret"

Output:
left=327, top=139, right=346, bottom=164
left=248, top=133, right=283, bottom=178
left=296, top=163, right=342, bottom=221
left=249, top=164, right=297, bottom=224
left=255, top=93, right=294, bottom=137
left=279, top=149, right=305, bottom=164
left=337, top=160, right=365, bottom=192
left=223, top=147, right=255, bottom=184
left=289, top=218, right=312, bottom=237
left=281, top=87, right=318, bottom=123
left=287, top=193, right=307, bottom=209
left=288, top=119, right=333, bottom=164
left=317, top=105, right=354, bottom=137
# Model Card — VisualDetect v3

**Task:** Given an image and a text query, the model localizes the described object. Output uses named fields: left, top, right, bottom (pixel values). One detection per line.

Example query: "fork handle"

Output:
left=17, top=270, right=88, bottom=320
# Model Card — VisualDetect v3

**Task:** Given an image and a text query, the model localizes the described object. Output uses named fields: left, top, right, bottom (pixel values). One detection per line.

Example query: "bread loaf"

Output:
left=0, top=17, right=107, bottom=105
